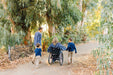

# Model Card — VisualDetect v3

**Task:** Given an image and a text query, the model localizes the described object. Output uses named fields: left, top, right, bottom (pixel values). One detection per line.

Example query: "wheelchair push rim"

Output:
left=48, top=53, right=53, bottom=64
left=59, top=52, right=63, bottom=66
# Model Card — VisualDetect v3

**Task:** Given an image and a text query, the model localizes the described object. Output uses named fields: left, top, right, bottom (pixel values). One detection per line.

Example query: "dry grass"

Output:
left=0, top=49, right=32, bottom=70
left=0, top=48, right=46, bottom=71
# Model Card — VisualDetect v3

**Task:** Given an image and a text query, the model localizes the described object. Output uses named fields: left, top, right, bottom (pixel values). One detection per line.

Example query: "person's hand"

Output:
left=64, top=44, right=67, bottom=47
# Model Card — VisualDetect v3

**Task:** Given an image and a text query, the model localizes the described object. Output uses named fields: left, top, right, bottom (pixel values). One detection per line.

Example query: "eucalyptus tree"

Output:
left=92, top=0, right=113, bottom=74
left=77, top=0, right=99, bottom=27
left=5, top=0, right=81, bottom=37
left=46, top=0, right=81, bottom=36
left=0, top=0, right=81, bottom=49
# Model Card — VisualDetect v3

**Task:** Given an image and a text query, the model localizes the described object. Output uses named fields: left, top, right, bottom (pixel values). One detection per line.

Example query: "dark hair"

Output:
left=38, top=27, right=42, bottom=30
left=69, top=38, right=72, bottom=41
left=36, top=43, right=40, bottom=47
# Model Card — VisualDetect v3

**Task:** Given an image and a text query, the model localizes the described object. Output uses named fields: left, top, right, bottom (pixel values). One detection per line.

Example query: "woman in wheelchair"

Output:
left=47, top=37, right=66, bottom=66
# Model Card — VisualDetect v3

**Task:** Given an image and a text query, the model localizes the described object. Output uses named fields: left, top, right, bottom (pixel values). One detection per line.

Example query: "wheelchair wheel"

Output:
left=48, top=53, right=52, bottom=64
left=59, top=52, right=63, bottom=66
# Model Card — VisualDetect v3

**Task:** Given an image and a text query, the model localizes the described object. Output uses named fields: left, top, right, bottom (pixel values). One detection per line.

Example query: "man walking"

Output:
left=34, top=27, right=43, bottom=47
left=32, top=27, right=43, bottom=64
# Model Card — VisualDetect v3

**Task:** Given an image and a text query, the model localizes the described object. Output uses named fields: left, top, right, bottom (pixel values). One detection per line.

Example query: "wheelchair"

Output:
left=48, top=47, right=63, bottom=66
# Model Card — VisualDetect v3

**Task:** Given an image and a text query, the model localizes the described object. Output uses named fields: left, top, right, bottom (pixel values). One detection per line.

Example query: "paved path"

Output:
left=0, top=41, right=99, bottom=75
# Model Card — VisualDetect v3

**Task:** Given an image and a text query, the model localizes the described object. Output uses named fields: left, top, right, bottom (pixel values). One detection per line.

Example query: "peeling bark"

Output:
left=46, top=16, right=56, bottom=37
left=48, top=24, right=55, bottom=37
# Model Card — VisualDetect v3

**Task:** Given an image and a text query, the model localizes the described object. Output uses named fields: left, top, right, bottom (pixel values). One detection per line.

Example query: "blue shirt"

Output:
left=47, top=43, right=66, bottom=52
left=66, top=42, right=77, bottom=53
left=34, top=48, right=42, bottom=56
left=34, top=31, right=42, bottom=46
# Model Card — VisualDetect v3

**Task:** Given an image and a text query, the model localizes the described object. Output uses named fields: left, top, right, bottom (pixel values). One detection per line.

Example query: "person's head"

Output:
left=36, top=43, right=40, bottom=48
left=52, top=37, right=59, bottom=45
left=68, top=38, right=72, bottom=42
left=38, top=27, right=43, bottom=32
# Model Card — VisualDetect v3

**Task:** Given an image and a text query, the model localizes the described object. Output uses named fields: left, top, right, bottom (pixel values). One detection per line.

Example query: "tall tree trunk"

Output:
left=80, top=0, right=82, bottom=12
left=48, top=24, right=55, bottom=37
left=24, top=28, right=32, bottom=45
left=2, top=0, right=15, bottom=34
left=81, top=1, right=87, bottom=27
left=82, top=10, right=87, bottom=26
left=46, top=17, right=56, bottom=37
left=77, top=0, right=82, bottom=29
left=80, top=0, right=83, bottom=27
left=2, top=0, right=32, bottom=46
left=78, top=0, right=87, bottom=27
left=42, top=17, right=56, bottom=51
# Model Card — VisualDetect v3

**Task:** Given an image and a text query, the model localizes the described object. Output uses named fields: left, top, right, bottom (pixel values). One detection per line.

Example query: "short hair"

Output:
left=69, top=38, right=72, bottom=41
left=36, top=43, right=40, bottom=47
left=38, top=27, right=42, bottom=30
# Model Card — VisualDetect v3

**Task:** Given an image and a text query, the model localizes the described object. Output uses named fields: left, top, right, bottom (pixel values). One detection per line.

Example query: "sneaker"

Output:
left=68, top=62, right=70, bottom=65
left=39, top=61, right=41, bottom=64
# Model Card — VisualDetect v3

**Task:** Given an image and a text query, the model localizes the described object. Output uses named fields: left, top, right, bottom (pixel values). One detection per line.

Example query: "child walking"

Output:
left=32, top=43, right=42, bottom=68
left=66, top=38, right=77, bottom=65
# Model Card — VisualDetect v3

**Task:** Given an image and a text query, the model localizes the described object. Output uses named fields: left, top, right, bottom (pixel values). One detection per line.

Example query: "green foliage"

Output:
left=0, top=0, right=47, bottom=49
left=82, top=0, right=100, bottom=38
left=0, top=0, right=81, bottom=50
left=6, top=0, right=46, bottom=32
left=92, top=0, right=113, bottom=75
left=61, top=26, right=87, bottom=44
left=85, top=6, right=101, bottom=38
left=42, top=32, right=62, bottom=51
left=0, top=24, right=25, bottom=50
left=0, top=1, right=26, bottom=50
left=46, top=0, right=82, bottom=26
left=42, top=26, right=87, bottom=51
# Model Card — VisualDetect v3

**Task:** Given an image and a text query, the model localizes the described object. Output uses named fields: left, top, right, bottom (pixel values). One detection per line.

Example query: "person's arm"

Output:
left=34, top=33, right=37, bottom=46
left=39, top=33, right=42, bottom=45
left=74, top=45, right=77, bottom=53
left=37, top=33, right=40, bottom=44
left=66, top=43, right=70, bottom=51
left=34, top=49, right=37, bottom=56
left=40, top=49, right=42, bottom=56
left=59, top=43, right=66, bottom=50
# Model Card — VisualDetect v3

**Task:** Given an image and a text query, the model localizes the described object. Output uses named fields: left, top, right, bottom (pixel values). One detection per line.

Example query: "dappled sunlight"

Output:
left=0, top=0, right=113, bottom=75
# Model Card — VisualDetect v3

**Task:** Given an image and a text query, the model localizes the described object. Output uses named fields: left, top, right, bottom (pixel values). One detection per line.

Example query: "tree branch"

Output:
left=2, top=0, right=15, bottom=34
